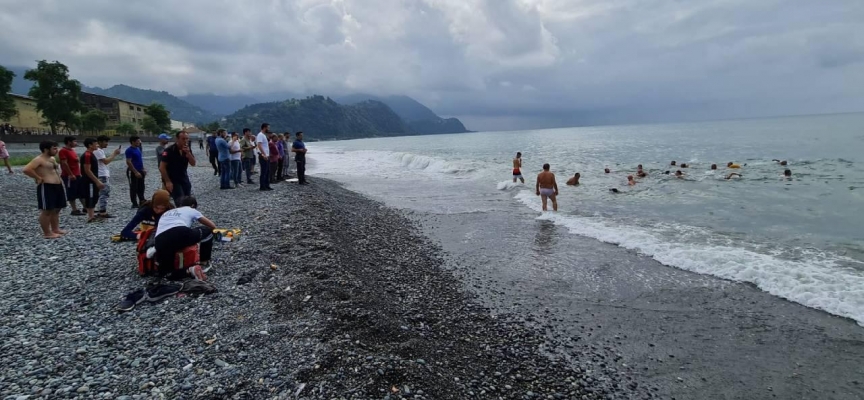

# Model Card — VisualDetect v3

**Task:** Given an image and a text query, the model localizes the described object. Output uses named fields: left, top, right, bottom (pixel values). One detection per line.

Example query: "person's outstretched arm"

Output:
left=197, top=216, right=217, bottom=230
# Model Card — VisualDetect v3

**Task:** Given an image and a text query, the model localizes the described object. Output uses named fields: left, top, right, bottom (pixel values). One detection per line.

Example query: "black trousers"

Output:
left=276, top=159, right=284, bottom=180
left=128, top=170, right=146, bottom=206
left=296, top=160, right=306, bottom=183
left=209, top=151, right=219, bottom=174
left=155, top=226, right=213, bottom=276
left=258, top=155, right=271, bottom=189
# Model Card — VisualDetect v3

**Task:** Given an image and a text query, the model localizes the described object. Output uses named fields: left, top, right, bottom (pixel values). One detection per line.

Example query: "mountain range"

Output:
left=5, top=64, right=469, bottom=137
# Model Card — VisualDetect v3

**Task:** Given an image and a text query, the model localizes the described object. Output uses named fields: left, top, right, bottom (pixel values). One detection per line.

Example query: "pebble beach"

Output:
left=0, top=158, right=647, bottom=399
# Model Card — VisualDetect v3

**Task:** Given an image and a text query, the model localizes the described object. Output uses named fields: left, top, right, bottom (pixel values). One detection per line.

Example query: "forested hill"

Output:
left=222, top=95, right=411, bottom=140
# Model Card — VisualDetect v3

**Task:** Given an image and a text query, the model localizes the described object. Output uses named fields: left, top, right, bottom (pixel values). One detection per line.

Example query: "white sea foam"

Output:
left=514, top=190, right=864, bottom=326
left=310, top=148, right=480, bottom=179
left=496, top=181, right=523, bottom=190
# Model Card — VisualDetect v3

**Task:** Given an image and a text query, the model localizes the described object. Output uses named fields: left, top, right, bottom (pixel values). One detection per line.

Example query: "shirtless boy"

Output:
left=512, top=152, right=524, bottom=183
left=22, top=141, right=67, bottom=238
left=535, top=163, right=559, bottom=211
left=566, top=172, right=581, bottom=186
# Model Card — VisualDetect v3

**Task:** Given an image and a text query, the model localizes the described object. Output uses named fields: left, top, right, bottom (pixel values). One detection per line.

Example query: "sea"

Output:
left=307, top=113, right=864, bottom=326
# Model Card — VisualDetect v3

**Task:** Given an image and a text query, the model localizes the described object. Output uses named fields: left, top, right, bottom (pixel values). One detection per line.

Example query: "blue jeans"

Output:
left=243, top=158, right=255, bottom=183
left=218, top=159, right=231, bottom=188
left=258, top=155, right=270, bottom=189
left=230, top=160, right=241, bottom=186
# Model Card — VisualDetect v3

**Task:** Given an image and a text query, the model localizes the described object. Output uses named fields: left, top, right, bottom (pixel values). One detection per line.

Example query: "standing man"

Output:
left=512, top=152, right=524, bottom=183
left=275, top=133, right=286, bottom=181
left=535, top=163, right=559, bottom=212
left=291, top=131, right=308, bottom=185
left=198, top=135, right=204, bottom=150
left=240, top=128, right=256, bottom=184
left=155, top=133, right=171, bottom=166
left=58, top=136, right=84, bottom=216
left=79, top=138, right=103, bottom=222
left=256, top=123, right=272, bottom=191
left=207, top=131, right=219, bottom=175
left=229, top=132, right=243, bottom=187
left=215, top=129, right=232, bottom=189
left=94, top=135, right=122, bottom=218
left=268, top=133, right=280, bottom=184
left=126, top=135, right=146, bottom=208
left=21, top=141, right=67, bottom=238
left=159, top=130, right=197, bottom=204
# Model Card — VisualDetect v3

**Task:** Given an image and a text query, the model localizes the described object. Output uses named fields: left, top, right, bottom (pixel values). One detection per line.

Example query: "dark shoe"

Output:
left=98, top=213, right=116, bottom=218
left=247, top=180, right=254, bottom=184
left=146, top=284, right=182, bottom=302
left=116, top=289, right=147, bottom=312
left=259, top=187, right=273, bottom=191
left=131, top=204, right=139, bottom=209
left=70, top=210, right=85, bottom=216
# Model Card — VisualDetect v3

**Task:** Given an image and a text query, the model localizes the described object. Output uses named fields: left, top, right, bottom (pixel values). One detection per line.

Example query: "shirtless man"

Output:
left=627, top=175, right=637, bottom=185
left=512, top=152, right=524, bottom=183
left=535, top=163, right=558, bottom=211
left=725, top=172, right=742, bottom=180
left=566, top=172, right=581, bottom=186
left=22, top=141, right=67, bottom=238
left=636, top=164, right=647, bottom=178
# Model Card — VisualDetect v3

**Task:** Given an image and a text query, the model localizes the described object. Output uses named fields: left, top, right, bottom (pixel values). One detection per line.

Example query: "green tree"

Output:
left=115, top=122, right=137, bottom=136
left=203, top=121, right=220, bottom=132
left=65, top=114, right=82, bottom=133
left=81, top=109, right=108, bottom=134
left=0, top=66, right=17, bottom=121
left=140, top=116, right=161, bottom=135
left=24, top=60, right=84, bottom=134
left=144, top=102, right=171, bottom=131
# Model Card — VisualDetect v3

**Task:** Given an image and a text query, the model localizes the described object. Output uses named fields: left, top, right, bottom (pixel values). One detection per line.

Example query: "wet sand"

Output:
left=413, top=211, right=864, bottom=399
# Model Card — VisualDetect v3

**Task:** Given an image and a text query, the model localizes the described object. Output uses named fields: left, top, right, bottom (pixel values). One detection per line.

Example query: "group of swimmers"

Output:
left=511, top=152, right=795, bottom=211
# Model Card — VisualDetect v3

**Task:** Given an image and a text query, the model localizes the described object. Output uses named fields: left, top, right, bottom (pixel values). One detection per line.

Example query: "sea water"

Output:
left=307, top=113, right=864, bottom=325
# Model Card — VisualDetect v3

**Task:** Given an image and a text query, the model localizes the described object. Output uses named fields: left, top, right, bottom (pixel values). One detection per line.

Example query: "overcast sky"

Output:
left=1, top=0, right=862, bottom=131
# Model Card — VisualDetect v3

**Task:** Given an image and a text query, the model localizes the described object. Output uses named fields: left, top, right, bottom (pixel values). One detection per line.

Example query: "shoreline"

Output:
left=0, top=165, right=644, bottom=399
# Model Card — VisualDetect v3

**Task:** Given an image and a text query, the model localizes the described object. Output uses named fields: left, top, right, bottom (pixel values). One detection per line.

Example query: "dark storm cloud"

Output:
left=0, top=0, right=861, bottom=131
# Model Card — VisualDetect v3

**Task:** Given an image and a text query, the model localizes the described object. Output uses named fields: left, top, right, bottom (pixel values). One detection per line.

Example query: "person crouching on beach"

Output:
left=535, top=163, right=559, bottom=211
left=154, top=196, right=216, bottom=281
left=119, top=189, right=173, bottom=241
left=21, top=141, right=67, bottom=239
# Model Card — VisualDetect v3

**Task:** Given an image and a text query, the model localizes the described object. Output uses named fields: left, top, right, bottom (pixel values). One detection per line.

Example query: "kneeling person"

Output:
left=119, top=189, right=173, bottom=241
left=154, top=196, right=216, bottom=280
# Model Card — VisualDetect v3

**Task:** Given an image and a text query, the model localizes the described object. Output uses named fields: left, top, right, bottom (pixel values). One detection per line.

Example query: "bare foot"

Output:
left=43, top=233, right=62, bottom=239
left=53, top=229, right=68, bottom=235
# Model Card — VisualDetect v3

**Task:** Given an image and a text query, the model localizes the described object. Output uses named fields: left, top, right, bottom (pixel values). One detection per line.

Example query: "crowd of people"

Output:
left=511, top=152, right=795, bottom=212
left=1, top=123, right=54, bottom=135
left=19, top=122, right=309, bottom=284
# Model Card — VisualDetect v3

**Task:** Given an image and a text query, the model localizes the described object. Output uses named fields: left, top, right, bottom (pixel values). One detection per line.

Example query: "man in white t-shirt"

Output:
left=154, top=196, right=216, bottom=280
left=256, top=122, right=272, bottom=191
left=94, top=135, right=122, bottom=218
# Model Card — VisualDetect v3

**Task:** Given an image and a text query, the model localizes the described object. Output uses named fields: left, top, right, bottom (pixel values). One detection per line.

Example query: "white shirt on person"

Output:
left=155, top=206, right=203, bottom=237
left=230, top=139, right=242, bottom=161
left=256, top=132, right=270, bottom=157
left=93, top=148, right=109, bottom=177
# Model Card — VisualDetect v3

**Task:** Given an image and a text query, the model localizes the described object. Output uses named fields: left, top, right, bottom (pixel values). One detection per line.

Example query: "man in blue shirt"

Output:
left=215, top=129, right=232, bottom=189
left=206, top=131, right=219, bottom=176
left=291, top=131, right=308, bottom=185
left=125, top=135, right=146, bottom=208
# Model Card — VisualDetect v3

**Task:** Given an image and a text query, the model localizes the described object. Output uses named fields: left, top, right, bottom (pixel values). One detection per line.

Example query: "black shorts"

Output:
left=37, top=183, right=67, bottom=210
left=61, top=176, right=80, bottom=201
left=78, top=181, right=99, bottom=209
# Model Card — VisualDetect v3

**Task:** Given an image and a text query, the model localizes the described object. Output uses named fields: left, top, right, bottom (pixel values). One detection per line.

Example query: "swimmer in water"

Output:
left=680, top=163, right=689, bottom=168
left=627, top=175, right=636, bottom=186
left=710, top=164, right=717, bottom=170
left=773, top=159, right=788, bottom=166
left=637, top=164, right=647, bottom=178
left=783, top=169, right=792, bottom=179
left=604, top=168, right=611, bottom=174
left=566, top=172, right=581, bottom=186
left=670, top=161, right=677, bottom=166
left=727, top=162, right=741, bottom=169
left=725, top=172, right=742, bottom=180
left=512, top=152, right=524, bottom=183
left=609, top=188, right=620, bottom=193
left=535, top=163, right=559, bottom=211
left=675, top=170, right=685, bottom=179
